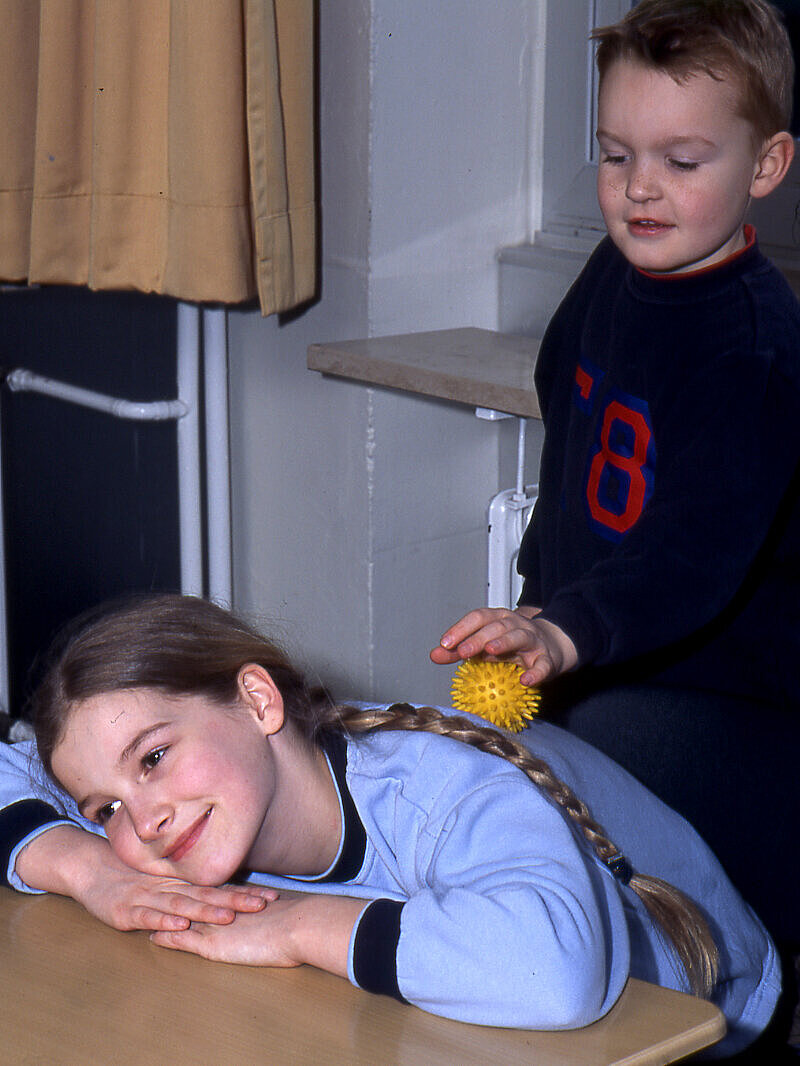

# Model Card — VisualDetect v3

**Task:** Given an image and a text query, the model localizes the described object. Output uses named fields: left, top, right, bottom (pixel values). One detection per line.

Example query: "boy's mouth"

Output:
left=164, top=807, right=213, bottom=861
left=627, top=218, right=674, bottom=235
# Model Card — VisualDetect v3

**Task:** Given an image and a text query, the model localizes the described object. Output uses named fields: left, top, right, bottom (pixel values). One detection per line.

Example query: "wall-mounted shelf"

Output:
left=307, top=327, right=541, bottom=419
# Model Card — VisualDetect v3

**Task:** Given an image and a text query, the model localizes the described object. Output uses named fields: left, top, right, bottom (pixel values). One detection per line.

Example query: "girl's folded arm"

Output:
left=355, top=773, right=628, bottom=1029
left=0, top=738, right=88, bottom=892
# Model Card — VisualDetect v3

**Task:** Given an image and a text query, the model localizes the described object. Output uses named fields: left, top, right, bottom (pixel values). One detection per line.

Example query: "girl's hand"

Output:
left=77, top=866, right=275, bottom=934
left=151, top=893, right=367, bottom=978
left=431, top=606, right=577, bottom=685
left=15, top=824, right=274, bottom=932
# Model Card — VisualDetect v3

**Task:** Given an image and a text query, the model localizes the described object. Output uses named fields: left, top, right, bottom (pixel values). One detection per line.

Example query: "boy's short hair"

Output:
left=593, top=0, right=794, bottom=142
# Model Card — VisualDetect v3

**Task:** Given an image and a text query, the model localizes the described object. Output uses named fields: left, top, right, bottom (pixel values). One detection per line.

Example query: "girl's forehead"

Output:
left=51, top=689, right=194, bottom=793
left=71, top=687, right=172, bottom=725
left=58, top=688, right=232, bottom=753
left=56, top=690, right=177, bottom=761
left=58, top=690, right=152, bottom=746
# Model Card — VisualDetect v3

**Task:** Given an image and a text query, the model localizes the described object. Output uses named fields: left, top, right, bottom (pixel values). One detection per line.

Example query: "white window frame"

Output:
left=536, top=0, right=800, bottom=268
left=538, top=0, right=630, bottom=242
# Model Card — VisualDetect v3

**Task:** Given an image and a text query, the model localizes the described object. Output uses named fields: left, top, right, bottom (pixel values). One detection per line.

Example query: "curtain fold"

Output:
left=0, top=0, right=315, bottom=316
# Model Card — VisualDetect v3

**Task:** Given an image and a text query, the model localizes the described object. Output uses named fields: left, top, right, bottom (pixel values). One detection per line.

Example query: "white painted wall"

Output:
left=228, top=1, right=545, bottom=706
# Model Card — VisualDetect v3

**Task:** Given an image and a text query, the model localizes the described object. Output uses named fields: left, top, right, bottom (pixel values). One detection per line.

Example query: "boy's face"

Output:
left=596, top=59, right=764, bottom=274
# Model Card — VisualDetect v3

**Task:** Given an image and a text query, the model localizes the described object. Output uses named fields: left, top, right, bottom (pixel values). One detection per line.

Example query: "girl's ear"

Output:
left=751, top=131, right=795, bottom=199
left=237, top=664, right=285, bottom=736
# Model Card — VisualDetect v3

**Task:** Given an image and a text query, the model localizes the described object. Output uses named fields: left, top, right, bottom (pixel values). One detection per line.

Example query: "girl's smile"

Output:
left=163, top=806, right=213, bottom=862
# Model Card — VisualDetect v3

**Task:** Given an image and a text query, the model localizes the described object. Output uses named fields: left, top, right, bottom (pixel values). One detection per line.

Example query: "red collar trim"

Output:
left=637, top=225, right=756, bottom=281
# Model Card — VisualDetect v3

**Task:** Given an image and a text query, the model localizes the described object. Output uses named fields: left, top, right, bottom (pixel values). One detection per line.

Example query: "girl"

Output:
left=0, top=594, right=780, bottom=1058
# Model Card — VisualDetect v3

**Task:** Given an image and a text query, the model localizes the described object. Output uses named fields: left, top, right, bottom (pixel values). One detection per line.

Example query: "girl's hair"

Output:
left=29, top=593, right=718, bottom=998
left=593, top=0, right=794, bottom=142
left=30, top=593, right=331, bottom=776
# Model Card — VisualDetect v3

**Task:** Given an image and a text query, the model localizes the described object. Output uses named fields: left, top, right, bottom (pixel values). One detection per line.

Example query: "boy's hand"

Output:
left=431, top=606, right=578, bottom=685
left=15, top=824, right=275, bottom=932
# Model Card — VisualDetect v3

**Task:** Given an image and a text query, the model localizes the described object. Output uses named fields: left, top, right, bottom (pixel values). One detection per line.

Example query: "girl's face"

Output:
left=50, top=685, right=281, bottom=886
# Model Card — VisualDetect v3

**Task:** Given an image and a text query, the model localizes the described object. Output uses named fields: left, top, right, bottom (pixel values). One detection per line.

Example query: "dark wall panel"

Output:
left=0, top=287, right=181, bottom=715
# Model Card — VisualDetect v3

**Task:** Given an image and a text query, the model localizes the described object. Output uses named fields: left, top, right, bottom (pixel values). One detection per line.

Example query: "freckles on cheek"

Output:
left=597, top=181, right=621, bottom=214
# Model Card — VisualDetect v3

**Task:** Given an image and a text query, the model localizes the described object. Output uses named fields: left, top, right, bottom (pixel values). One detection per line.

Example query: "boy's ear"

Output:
left=237, top=663, right=285, bottom=735
left=751, top=131, right=795, bottom=199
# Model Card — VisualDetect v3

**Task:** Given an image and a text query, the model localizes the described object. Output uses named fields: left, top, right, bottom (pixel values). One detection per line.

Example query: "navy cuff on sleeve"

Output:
left=352, top=898, right=408, bottom=1002
left=540, top=595, right=606, bottom=666
left=0, top=799, right=71, bottom=888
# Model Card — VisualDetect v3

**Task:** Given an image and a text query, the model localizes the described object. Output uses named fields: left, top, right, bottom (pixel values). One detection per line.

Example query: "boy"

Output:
left=432, top=0, right=800, bottom=1023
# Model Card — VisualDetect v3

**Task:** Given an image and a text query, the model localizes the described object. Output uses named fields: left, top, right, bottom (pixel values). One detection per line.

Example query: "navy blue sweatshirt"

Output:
left=518, top=233, right=800, bottom=709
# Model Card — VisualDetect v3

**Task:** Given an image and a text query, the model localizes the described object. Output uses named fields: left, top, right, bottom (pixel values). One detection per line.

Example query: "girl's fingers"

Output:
left=161, top=891, right=270, bottom=925
left=150, top=928, right=201, bottom=951
left=202, top=888, right=272, bottom=912
left=129, top=907, right=192, bottom=932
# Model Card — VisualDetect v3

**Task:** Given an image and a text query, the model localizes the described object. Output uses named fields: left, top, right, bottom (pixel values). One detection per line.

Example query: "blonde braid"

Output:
left=321, top=702, right=719, bottom=999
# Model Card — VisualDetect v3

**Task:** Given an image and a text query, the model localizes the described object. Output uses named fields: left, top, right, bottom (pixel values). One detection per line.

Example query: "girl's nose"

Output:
left=129, top=797, right=173, bottom=843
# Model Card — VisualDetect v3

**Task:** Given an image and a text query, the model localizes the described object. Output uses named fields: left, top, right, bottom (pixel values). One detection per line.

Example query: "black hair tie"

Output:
left=606, top=854, right=634, bottom=885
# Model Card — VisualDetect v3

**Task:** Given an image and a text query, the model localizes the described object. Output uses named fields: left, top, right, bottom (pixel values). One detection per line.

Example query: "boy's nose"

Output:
left=626, top=161, right=660, bottom=202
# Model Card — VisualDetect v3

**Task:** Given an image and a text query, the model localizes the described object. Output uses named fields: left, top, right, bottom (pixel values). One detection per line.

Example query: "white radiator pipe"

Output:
left=0, top=301, right=230, bottom=713
left=203, top=307, right=232, bottom=608
left=177, top=304, right=204, bottom=597
left=514, top=416, right=527, bottom=498
left=5, top=369, right=189, bottom=421
left=6, top=313, right=207, bottom=601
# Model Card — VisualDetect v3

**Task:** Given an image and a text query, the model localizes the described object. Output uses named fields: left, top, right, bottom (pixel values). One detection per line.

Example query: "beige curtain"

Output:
left=0, top=0, right=315, bottom=315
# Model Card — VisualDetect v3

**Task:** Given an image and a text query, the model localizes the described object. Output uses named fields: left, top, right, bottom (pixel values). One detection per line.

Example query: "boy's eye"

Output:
left=668, top=158, right=700, bottom=172
left=601, top=153, right=627, bottom=166
left=142, top=746, right=167, bottom=771
left=96, top=799, right=121, bottom=824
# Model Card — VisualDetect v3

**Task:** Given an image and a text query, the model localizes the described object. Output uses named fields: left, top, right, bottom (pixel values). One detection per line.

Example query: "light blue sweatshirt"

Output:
left=0, top=710, right=780, bottom=1057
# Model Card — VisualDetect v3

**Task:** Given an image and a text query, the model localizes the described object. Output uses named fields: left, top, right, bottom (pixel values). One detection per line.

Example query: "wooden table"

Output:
left=0, top=889, right=725, bottom=1065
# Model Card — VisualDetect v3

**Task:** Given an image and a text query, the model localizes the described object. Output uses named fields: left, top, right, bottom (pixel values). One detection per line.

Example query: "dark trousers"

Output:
left=542, top=681, right=800, bottom=1058
left=543, top=681, right=799, bottom=946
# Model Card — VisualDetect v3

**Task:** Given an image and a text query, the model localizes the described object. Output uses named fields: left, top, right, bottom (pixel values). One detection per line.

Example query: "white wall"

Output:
left=228, top=1, right=545, bottom=706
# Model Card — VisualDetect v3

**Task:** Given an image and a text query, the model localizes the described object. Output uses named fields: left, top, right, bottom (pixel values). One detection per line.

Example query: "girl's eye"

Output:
left=142, top=746, right=167, bottom=771
left=96, top=799, right=121, bottom=824
left=601, top=153, right=627, bottom=166
left=668, top=158, right=700, bottom=172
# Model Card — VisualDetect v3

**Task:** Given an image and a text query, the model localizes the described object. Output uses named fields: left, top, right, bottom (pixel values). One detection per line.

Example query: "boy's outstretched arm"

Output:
left=430, top=606, right=577, bottom=686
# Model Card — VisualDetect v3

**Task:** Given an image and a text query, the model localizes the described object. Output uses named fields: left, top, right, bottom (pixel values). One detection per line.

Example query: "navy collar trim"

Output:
left=625, top=231, right=762, bottom=303
left=316, top=733, right=368, bottom=883
left=635, top=224, right=757, bottom=282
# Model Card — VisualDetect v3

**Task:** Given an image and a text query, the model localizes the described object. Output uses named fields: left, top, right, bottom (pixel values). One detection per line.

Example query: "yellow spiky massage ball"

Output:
left=450, top=659, right=540, bottom=733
